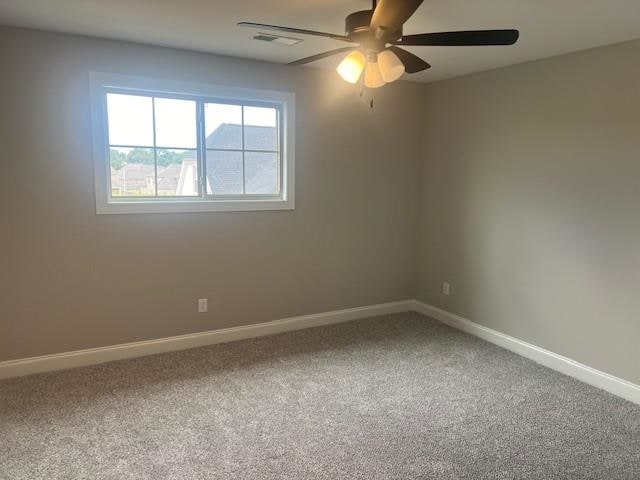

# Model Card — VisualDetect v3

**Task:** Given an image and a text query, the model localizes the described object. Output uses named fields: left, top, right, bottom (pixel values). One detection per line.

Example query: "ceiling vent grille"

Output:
left=253, top=33, right=303, bottom=46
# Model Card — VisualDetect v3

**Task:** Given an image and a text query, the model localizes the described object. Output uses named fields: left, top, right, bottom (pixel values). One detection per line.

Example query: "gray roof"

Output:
left=157, top=163, right=182, bottom=191
left=205, top=124, right=278, bottom=195
left=111, top=164, right=154, bottom=189
left=206, top=124, right=278, bottom=151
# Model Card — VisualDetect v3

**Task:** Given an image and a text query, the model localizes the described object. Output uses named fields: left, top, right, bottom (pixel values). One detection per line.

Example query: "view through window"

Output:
left=106, top=93, right=280, bottom=199
left=204, top=103, right=279, bottom=195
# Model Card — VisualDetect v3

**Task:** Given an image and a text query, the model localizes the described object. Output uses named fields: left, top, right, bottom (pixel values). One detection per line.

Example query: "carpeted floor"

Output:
left=1, top=312, right=639, bottom=479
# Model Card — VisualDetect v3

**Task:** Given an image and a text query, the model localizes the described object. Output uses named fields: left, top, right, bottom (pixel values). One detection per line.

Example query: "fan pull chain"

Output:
left=357, top=74, right=374, bottom=109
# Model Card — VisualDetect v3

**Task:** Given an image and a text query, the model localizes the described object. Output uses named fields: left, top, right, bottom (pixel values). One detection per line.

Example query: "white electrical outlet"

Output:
left=198, top=298, right=208, bottom=313
left=442, top=282, right=451, bottom=296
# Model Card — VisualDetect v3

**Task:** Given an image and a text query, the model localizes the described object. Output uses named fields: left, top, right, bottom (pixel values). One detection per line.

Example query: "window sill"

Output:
left=95, top=197, right=294, bottom=215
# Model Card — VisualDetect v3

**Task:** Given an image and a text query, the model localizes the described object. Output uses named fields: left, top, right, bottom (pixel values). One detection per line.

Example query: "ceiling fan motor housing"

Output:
left=345, top=10, right=402, bottom=49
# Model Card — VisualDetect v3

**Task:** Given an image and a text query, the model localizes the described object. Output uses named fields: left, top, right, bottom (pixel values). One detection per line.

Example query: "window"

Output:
left=90, top=72, right=295, bottom=214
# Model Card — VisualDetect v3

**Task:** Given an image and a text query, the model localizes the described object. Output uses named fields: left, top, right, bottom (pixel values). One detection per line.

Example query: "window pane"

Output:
left=205, top=103, right=242, bottom=150
left=154, top=98, right=197, bottom=148
left=107, top=94, right=153, bottom=146
left=109, top=147, right=155, bottom=196
left=206, top=150, right=243, bottom=195
left=157, top=149, right=198, bottom=197
left=245, top=152, right=278, bottom=194
left=244, top=106, right=278, bottom=151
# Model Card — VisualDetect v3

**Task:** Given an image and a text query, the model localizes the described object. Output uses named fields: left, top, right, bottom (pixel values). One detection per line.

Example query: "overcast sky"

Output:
left=107, top=93, right=275, bottom=149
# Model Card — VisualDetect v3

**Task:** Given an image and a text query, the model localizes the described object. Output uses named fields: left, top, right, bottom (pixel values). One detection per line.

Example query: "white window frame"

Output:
left=89, top=72, right=295, bottom=214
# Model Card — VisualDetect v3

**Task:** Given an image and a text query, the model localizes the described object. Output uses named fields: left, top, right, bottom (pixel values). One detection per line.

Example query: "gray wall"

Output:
left=417, top=40, right=640, bottom=384
left=0, top=27, right=424, bottom=361
left=2, top=25, right=637, bottom=387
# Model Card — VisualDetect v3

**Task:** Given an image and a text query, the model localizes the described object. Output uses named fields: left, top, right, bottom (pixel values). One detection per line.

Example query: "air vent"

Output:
left=253, top=33, right=303, bottom=46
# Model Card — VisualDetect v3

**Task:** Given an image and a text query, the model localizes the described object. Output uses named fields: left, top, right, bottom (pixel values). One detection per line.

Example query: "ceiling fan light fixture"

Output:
left=364, top=58, right=385, bottom=89
left=336, top=50, right=366, bottom=84
left=242, top=1, right=519, bottom=89
left=378, top=49, right=405, bottom=83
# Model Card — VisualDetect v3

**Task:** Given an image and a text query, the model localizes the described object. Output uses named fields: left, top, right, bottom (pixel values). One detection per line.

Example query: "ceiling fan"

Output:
left=239, top=0, right=519, bottom=88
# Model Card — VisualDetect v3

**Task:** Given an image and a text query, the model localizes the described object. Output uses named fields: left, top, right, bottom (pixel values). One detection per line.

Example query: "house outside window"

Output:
left=90, top=72, right=295, bottom=214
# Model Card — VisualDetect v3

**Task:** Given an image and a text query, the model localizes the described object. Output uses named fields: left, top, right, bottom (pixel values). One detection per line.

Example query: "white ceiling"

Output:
left=1, top=0, right=640, bottom=83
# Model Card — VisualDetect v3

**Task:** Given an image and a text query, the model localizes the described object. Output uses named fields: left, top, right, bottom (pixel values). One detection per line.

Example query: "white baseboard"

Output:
left=3, top=298, right=638, bottom=407
left=0, top=300, right=412, bottom=380
left=410, top=300, right=640, bottom=406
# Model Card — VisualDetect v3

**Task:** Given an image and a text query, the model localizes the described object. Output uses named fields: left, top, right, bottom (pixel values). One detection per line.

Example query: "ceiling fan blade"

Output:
left=370, top=0, right=424, bottom=39
left=288, top=47, right=355, bottom=66
left=396, top=29, right=519, bottom=46
left=388, top=46, right=431, bottom=73
left=238, top=22, right=352, bottom=42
